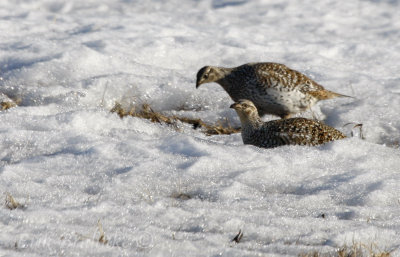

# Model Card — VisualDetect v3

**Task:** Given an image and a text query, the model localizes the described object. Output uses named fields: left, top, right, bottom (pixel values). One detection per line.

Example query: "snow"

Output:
left=1, top=0, right=400, bottom=256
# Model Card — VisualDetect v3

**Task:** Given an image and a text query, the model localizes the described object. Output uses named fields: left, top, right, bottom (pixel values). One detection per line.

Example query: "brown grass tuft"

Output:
left=111, top=102, right=240, bottom=136
left=0, top=96, right=21, bottom=111
left=5, top=192, right=25, bottom=210
left=1, top=101, right=17, bottom=110
left=299, top=242, right=391, bottom=257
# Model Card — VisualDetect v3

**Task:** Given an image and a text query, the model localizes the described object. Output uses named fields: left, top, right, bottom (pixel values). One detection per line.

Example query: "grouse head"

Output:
left=196, top=66, right=221, bottom=88
left=230, top=99, right=260, bottom=121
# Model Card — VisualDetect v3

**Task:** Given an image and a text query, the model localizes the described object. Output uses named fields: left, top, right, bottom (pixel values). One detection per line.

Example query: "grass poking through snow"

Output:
left=97, top=219, right=108, bottom=245
left=1, top=101, right=17, bottom=111
left=300, top=242, right=391, bottom=257
left=111, top=102, right=240, bottom=135
left=4, top=192, right=25, bottom=210
left=0, top=95, right=20, bottom=111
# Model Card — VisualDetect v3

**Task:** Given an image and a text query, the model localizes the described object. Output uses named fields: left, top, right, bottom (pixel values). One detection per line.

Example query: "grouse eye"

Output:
left=203, top=74, right=209, bottom=79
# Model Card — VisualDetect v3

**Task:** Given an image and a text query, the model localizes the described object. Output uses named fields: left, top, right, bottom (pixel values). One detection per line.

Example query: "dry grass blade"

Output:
left=111, top=102, right=240, bottom=136
left=5, top=192, right=25, bottom=210
left=74, top=220, right=109, bottom=245
left=97, top=219, right=108, bottom=244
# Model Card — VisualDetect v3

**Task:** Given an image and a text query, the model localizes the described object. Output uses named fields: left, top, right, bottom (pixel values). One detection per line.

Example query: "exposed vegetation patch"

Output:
left=0, top=95, right=20, bottom=111
left=1, top=101, right=17, bottom=110
left=299, top=242, right=391, bottom=257
left=75, top=219, right=108, bottom=245
left=4, top=192, right=25, bottom=210
left=111, top=102, right=240, bottom=136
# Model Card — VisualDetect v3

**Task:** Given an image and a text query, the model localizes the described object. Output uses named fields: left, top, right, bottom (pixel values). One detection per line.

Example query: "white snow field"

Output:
left=1, top=0, right=400, bottom=256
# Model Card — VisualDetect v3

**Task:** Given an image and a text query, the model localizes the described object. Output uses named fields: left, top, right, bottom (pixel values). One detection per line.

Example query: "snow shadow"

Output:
left=212, top=0, right=247, bottom=8
left=292, top=172, right=383, bottom=207
left=159, top=136, right=209, bottom=158
left=0, top=53, right=62, bottom=74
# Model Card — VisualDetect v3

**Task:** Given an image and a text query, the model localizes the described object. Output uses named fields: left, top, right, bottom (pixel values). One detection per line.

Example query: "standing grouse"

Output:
left=197, top=62, right=350, bottom=119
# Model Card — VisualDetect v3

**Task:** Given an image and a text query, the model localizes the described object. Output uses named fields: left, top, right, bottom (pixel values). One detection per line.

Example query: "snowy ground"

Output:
left=1, top=0, right=400, bottom=256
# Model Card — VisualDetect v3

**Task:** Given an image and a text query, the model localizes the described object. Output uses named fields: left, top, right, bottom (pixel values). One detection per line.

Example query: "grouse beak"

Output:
left=196, top=80, right=202, bottom=89
left=230, top=103, right=238, bottom=109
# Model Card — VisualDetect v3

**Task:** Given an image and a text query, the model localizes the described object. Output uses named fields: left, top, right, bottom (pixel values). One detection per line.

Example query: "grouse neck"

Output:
left=237, top=112, right=263, bottom=129
left=215, top=67, right=234, bottom=89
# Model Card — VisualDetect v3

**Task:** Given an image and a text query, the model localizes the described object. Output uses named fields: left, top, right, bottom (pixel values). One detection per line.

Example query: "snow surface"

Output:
left=1, top=0, right=400, bottom=256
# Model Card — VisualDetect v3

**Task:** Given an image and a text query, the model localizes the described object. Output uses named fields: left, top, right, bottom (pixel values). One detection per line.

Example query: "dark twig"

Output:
left=232, top=230, right=243, bottom=243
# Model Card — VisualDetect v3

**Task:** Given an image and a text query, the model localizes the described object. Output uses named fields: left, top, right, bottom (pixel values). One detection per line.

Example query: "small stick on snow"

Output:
left=232, top=230, right=243, bottom=243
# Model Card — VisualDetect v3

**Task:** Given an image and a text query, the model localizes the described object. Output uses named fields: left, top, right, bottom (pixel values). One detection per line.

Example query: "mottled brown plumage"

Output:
left=230, top=99, right=346, bottom=148
left=197, top=62, right=350, bottom=119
